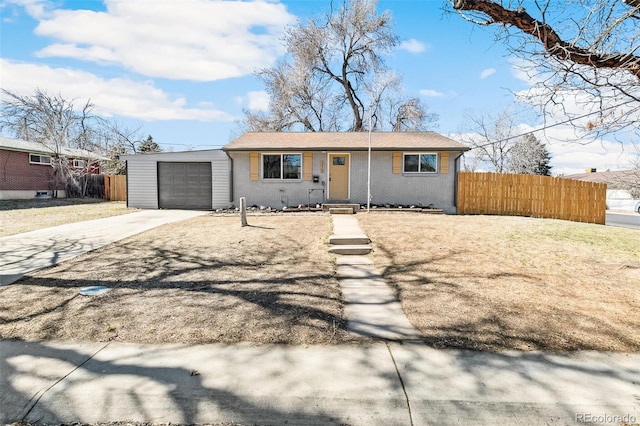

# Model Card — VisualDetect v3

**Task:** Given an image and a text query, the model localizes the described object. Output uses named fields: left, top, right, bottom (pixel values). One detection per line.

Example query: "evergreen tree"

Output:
left=507, top=134, right=552, bottom=176
left=138, top=135, right=162, bottom=153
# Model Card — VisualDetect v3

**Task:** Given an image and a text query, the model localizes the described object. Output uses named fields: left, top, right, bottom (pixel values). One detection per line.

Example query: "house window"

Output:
left=73, top=159, right=86, bottom=168
left=403, top=153, right=437, bottom=173
left=29, top=154, right=52, bottom=165
left=262, top=154, right=301, bottom=180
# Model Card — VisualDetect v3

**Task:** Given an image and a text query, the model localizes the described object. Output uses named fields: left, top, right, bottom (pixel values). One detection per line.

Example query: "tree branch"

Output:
left=453, top=0, right=640, bottom=80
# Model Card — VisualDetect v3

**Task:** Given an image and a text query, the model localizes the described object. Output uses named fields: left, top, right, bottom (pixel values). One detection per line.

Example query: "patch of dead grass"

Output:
left=0, top=215, right=355, bottom=345
left=359, top=213, right=640, bottom=352
left=0, top=199, right=132, bottom=237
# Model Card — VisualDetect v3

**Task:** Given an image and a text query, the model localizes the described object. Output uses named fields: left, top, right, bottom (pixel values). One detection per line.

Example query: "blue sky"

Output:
left=0, top=0, right=635, bottom=174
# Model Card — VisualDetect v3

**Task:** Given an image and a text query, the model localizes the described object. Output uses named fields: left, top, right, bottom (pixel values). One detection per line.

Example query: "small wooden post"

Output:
left=240, top=197, right=248, bottom=227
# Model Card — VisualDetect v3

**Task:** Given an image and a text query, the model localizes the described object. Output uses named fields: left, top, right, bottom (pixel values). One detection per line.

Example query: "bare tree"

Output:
left=506, top=133, right=552, bottom=175
left=244, top=0, right=435, bottom=132
left=609, top=143, right=640, bottom=198
left=450, top=0, right=640, bottom=139
left=459, top=109, right=521, bottom=172
left=99, top=122, right=160, bottom=174
left=0, top=88, right=103, bottom=197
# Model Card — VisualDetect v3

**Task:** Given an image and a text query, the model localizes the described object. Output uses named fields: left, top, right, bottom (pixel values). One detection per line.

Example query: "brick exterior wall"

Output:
left=0, top=149, right=64, bottom=190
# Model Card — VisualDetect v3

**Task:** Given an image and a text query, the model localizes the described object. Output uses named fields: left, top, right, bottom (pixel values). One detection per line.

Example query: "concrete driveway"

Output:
left=0, top=209, right=207, bottom=285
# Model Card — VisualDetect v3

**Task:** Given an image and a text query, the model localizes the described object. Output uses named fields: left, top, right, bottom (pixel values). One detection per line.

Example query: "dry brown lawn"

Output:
left=3, top=210, right=638, bottom=351
left=359, top=213, right=640, bottom=352
left=0, top=199, right=132, bottom=237
left=0, top=215, right=354, bottom=345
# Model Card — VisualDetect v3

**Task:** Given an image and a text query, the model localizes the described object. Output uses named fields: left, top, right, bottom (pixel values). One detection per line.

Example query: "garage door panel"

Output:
left=158, top=162, right=212, bottom=209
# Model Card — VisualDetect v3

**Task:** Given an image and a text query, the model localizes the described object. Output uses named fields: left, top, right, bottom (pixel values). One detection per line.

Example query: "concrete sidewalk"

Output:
left=2, top=340, right=638, bottom=425
left=0, top=209, right=207, bottom=285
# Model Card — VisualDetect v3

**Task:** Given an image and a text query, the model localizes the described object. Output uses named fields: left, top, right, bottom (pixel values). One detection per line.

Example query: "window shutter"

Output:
left=392, top=152, right=402, bottom=174
left=440, top=152, right=449, bottom=174
left=303, top=152, right=313, bottom=181
left=250, top=152, right=259, bottom=181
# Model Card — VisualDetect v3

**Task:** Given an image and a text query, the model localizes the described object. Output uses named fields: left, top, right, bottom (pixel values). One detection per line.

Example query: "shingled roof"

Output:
left=224, top=132, right=469, bottom=151
left=0, top=136, right=106, bottom=160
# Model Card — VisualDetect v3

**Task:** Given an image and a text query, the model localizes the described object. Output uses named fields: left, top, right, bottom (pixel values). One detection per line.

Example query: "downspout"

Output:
left=125, top=159, right=129, bottom=208
left=453, top=152, right=464, bottom=213
left=224, top=150, right=234, bottom=206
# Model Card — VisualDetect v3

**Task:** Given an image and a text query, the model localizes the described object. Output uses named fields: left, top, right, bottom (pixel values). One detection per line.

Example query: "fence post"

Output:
left=240, top=197, right=248, bottom=227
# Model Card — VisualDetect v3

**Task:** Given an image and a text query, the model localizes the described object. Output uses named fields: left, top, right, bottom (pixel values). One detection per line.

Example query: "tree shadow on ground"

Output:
left=0, top=340, right=348, bottom=425
left=394, top=341, right=640, bottom=425
left=0, top=229, right=355, bottom=344
left=371, top=240, right=640, bottom=352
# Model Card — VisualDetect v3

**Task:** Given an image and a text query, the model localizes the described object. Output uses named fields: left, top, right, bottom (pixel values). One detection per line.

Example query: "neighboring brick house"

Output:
left=0, top=136, right=102, bottom=199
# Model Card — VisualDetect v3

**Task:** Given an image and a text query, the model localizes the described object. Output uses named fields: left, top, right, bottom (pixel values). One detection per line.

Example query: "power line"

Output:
left=463, top=99, right=637, bottom=149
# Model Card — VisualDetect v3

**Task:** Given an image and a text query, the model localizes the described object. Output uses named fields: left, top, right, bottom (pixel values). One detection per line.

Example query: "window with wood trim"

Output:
left=29, top=153, right=52, bottom=165
left=262, top=153, right=301, bottom=180
left=403, top=153, right=437, bottom=173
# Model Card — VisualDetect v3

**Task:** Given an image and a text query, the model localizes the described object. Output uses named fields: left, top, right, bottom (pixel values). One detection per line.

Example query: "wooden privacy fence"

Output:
left=104, top=175, right=126, bottom=201
left=457, top=172, right=606, bottom=224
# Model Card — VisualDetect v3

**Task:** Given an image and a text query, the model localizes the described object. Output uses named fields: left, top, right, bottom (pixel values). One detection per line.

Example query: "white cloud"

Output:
left=419, top=89, right=444, bottom=98
left=1, top=0, right=50, bottom=20
left=0, top=59, right=235, bottom=122
left=538, top=126, right=631, bottom=175
left=247, top=91, right=270, bottom=111
left=28, top=0, right=296, bottom=81
left=480, top=68, right=496, bottom=79
left=399, top=39, right=428, bottom=54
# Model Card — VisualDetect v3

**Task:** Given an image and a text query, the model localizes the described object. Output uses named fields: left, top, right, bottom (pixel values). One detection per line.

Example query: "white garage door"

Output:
left=158, top=162, right=212, bottom=209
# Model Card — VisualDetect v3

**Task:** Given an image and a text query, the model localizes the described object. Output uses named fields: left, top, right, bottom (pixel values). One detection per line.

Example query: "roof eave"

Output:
left=224, top=146, right=470, bottom=152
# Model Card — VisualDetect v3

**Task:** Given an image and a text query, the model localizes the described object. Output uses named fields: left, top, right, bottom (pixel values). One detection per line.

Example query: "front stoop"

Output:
left=323, top=203, right=361, bottom=213
left=329, top=245, right=372, bottom=255
left=329, top=207, right=354, bottom=215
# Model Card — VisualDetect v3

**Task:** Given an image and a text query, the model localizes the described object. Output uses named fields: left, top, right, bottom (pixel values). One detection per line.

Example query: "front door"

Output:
left=328, top=153, right=349, bottom=200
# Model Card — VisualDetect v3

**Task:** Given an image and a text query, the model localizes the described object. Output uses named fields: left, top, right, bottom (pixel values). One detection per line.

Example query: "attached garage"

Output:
left=122, top=150, right=231, bottom=210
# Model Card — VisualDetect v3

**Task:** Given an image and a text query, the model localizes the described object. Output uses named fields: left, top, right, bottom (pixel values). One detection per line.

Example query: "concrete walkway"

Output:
left=330, top=215, right=421, bottom=340
left=2, top=339, right=638, bottom=425
left=0, top=209, right=207, bottom=285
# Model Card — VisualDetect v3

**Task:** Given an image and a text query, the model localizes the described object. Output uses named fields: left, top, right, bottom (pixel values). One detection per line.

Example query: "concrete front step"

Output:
left=323, top=203, right=361, bottom=213
left=329, top=234, right=370, bottom=245
left=329, top=207, right=354, bottom=214
left=329, top=244, right=372, bottom=255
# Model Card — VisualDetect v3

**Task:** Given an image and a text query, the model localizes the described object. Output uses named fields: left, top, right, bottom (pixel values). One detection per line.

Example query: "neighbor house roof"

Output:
left=223, top=132, right=470, bottom=152
left=565, top=170, right=637, bottom=189
left=0, top=136, right=106, bottom=160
